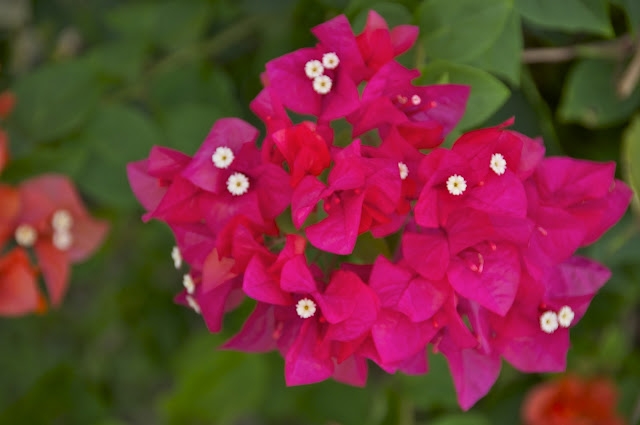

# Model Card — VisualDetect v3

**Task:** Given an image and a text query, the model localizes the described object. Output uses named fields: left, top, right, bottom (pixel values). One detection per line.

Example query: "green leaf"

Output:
left=160, top=102, right=227, bottom=153
left=617, top=0, right=640, bottom=33
left=418, top=0, right=513, bottom=63
left=623, top=114, right=640, bottom=198
left=424, top=414, right=492, bottom=425
left=10, top=60, right=100, bottom=145
left=558, top=59, right=640, bottom=128
left=467, top=8, right=523, bottom=85
left=106, top=0, right=212, bottom=49
left=397, top=351, right=459, bottom=411
left=77, top=103, right=162, bottom=209
left=515, top=0, right=613, bottom=36
left=418, top=60, right=511, bottom=130
left=351, top=2, right=414, bottom=32
left=85, top=40, right=148, bottom=83
left=160, top=333, right=268, bottom=425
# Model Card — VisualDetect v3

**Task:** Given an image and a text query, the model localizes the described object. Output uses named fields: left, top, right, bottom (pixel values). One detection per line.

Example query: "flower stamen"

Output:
left=15, top=224, right=37, bottom=247
left=557, top=305, right=575, bottom=328
left=186, top=295, right=201, bottom=314
left=183, top=273, right=195, bottom=294
left=321, top=52, right=339, bottom=70
left=52, top=230, right=73, bottom=250
left=212, top=146, right=234, bottom=169
left=304, top=59, right=324, bottom=79
left=51, top=209, right=73, bottom=231
left=171, top=246, right=182, bottom=269
left=398, top=162, right=409, bottom=180
left=226, top=172, right=250, bottom=196
left=490, top=153, right=507, bottom=175
left=446, top=175, right=467, bottom=195
left=296, top=298, right=317, bottom=319
left=312, top=75, right=332, bottom=95
left=540, top=311, right=559, bottom=334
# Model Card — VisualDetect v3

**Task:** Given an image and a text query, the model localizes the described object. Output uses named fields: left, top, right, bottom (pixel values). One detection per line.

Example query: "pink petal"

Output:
left=402, top=230, right=449, bottom=280
left=34, top=240, right=70, bottom=307
left=306, top=191, right=364, bottom=255
left=285, top=320, right=334, bottom=385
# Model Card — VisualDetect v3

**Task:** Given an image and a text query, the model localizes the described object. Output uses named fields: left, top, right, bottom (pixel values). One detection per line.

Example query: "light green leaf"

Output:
left=515, top=0, right=613, bottom=36
left=106, top=0, right=212, bottom=49
left=418, top=0, right=513, bottom=63
left=85, top=40, right=148, bottom=82
left=160, top=333, right=268, bottom=425
left=623, top=114, right=640, bottom=198
left=10, top=61, right=100, bottom=145
left=468, top=8, right=523, bottom=85
left=418, top=60, right=511, bottom=130
left=558, top=59, right=640, bottom=128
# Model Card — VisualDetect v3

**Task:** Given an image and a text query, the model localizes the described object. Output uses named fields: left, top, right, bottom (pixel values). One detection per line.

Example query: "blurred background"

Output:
left=0, top=0, right=639, bottom=424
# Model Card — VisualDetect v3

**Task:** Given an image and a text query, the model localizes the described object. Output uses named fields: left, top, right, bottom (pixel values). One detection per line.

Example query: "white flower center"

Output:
left=490, top=153, right=507, bottom=175
left=322, top=52, right=339, bottom=70
left=52, top=230, right=73, bottom=250
left=304, top=60, right=324, bottom=79
left=540, top=311, right=559, bottom=334
left=226, top=172, right=250, bottom=196
left=312, top=75, right=332, bottom=95
left=51, top=209, right=73, bottom=231
left=15, top=224, right=37, bottom=247
left=212, top=146, right=234, bottom=169
left=186, top=295, right=201, bottom=314
left=411, top=94, right=421, bottom=105
left=183, top=273, right=195, bottom=294
left=171, top=246, right=182, bottom=269
left=446, top=175, right=467, bottom=195
left=557, top=305, right=575, bottom=328
left=296, top=298, right=317, bottom=319
left=398, top=162, right=409, bottom=180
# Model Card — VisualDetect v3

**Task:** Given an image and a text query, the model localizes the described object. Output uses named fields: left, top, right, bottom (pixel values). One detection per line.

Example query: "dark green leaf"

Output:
left=351, top=2, right=414, bottom=32
left=398, top=351, right=459, bottom=411
left=423, top=413, right=491, bottom=425
left=160, top=103, right=226, bottom=153
left=515, top=0, right=613, bottom=36
left=106, top=0, right=212, bottom=49
left=85, top=40, right=148, bottom=83
left=418, top=0, right=513, bottom=63
left=160, top=333, right=268, bottom=425
left=418, top=60, right=511, bottom=130
left=558, top=59, right=640, bottom=128
left=468, top=8, right=523, bottom=85
left=10, top=61, right=100, bottom=144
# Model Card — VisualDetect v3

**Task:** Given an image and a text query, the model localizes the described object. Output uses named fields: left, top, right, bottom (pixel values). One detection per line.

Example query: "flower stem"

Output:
left=522, top=34, right=634, bottom=64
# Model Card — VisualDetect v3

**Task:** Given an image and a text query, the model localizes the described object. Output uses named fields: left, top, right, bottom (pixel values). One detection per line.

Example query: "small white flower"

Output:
left=51, top=209, right=73, bottom=231
left=322, top=52, right=340, bottom=69
left=304, top=59, right=324, bottom=79
left=490, top=153, right=507, bottom=175
left=183, top=273, right=195, bottom=294
left=312, top=75, right=332, bottom=95
left=296, top=298, right=317, bottom=319
left=398, top=162, right=409, bottom=180
left=52, top=230, right=73, bottom=250
left=211, top=146, right=235, bottom=169
left=446, top=175, right=467, bottom=195
left=540, top=311, right=559, bottom=334
left=15, top=224, right=37, bottom=247
left=186, top=295, right=201, bottom=314
left=226, top=172, right=250, bottom=196
left=171, top=246, right=182, bottom=269
left=557, top=305, right=575, bottom=328
left=411, top=94, right=421, bottom=105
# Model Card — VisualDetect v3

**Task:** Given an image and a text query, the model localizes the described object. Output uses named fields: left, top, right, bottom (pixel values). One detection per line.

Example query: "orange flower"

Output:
left=0, top=90, right=15, bottom=119
left=522, top=374, right=627, bottom=425
left=0, top=248, right=47, bottom=316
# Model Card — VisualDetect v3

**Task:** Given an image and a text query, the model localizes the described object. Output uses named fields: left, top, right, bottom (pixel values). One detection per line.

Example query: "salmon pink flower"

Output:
left=0, top=248, right=47, bottom=316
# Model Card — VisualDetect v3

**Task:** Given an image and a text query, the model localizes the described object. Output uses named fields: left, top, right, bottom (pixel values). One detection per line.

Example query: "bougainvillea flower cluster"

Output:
left=127, top=12, right=633, bottom=409
left=0, top=86, right=108, bottom=317
left=522, top=374, right=626, bottom=425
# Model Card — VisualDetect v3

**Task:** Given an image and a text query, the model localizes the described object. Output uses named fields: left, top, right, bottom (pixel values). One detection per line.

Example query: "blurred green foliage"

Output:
left=1, top=0, right=639, bottom=424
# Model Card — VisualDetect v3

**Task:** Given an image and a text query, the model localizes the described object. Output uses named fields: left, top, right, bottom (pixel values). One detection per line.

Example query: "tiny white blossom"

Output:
left=557, top=305, right=575, bottom=328
left=186, top=295, right=201, bottom=314
left=51, top=209, right=73, bottom=231
left=296, top=298, right=317, bottom=319
left=446, top=175, right=467, bottom=195
left=540, top=311, right=559, bottom=334
left=212, top=146, right=235, bottom=169
left=52, top=230, right=73, bottom=250
left=490, top=153, right=507, bottom=175
left=322, top=52, right=340, bottom=70
left=312, top=75, right=332, bottom=95
left=171, top=246, right=182, bottom=269
left=411, top=94, right=421, bottom=105
left=183, top=273, right=195, bottom=294
left=398, top=162, right=409, bottom=180
left=226, top=172, right=250, bottom=196
left=15, top=224, right=37, bottom=247
left=304, top=59, right=324, bottom=79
